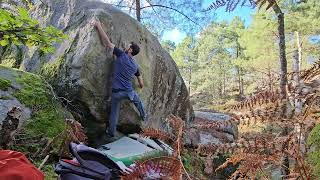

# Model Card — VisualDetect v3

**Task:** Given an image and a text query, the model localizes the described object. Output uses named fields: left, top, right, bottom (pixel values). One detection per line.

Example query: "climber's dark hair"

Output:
left=130, top=42, right=140, bottom=56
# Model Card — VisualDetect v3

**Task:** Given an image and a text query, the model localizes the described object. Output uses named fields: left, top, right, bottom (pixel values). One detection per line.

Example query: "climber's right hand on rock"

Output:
left=90, top=19, right=100, bottom=28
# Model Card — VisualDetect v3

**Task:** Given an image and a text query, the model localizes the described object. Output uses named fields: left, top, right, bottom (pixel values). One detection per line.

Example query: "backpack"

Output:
left=54, top=142, right=121, bottom=180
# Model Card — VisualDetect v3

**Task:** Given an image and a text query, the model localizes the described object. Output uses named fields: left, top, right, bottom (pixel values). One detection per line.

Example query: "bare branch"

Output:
left=117, top=0, right=125, bottom=6
left=38, top=155, right=50, bottom=170
left=129, top=0, right=135, bottom=15
left=144, top=0, right=169, bottom=26
left=140, top=4, right=201, bottom=28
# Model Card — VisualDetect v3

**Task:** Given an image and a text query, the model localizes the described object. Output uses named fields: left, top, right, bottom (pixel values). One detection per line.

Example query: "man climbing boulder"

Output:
left=91, top=19, right=147, bottom=138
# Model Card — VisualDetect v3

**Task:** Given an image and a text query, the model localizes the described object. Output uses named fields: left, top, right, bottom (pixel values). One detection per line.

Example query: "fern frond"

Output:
left=196, top=143, right=237, bottom=156
left=192, top=118, right=236, bottom=130
left=216, top=153, right=280, bottom=179
left=227, top=89, right=282, bottom=111
left=201, top=0, right=228, bottom=12
left=121, top=156, right=181, bottom=180
left=282, top=173, right=300, bottom=180
left=141, top=128, right=175, bottom=144
left=216, top=154, right=245, bottom=172
left=228, top=169, right=250, bottom=180
left=235, top=101, right=285, bottom=123
left=173, top=135, right=183, bottom=157
left=196, top=132, right=296, bottom=157
left=255, top=0, right=277, bottom=10
left=168, top=114, right=185, bottom=133
left=139, top=114, right=185, bottom=177
left=59, top=119, right=87, bottom=157
left=300, top=60, right=320, bottom=81
left=65, top=119, right=87, bottom=143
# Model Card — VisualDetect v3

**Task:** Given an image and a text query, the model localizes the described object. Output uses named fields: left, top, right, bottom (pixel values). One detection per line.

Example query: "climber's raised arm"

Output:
left=137, top=76, right=144, bottom=89
left=91, top=20, right=115, bottom=50
left=135, top=69, right=144, bottom=88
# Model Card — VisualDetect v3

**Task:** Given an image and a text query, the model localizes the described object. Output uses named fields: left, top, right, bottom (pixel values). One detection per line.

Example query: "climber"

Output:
left=91, top=19, right=147, bottom=138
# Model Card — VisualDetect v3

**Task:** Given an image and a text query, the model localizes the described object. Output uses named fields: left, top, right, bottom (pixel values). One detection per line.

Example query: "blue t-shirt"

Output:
left=112, top=47, right=140, bottom=91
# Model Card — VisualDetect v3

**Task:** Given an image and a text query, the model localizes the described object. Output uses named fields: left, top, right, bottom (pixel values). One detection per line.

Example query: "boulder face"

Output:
left=19, top=0, right=193, bottom=139
left=187, top=111, right=238, bottom=145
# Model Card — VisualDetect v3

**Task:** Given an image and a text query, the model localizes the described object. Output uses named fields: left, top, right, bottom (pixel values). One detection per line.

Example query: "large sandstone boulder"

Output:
left=6, top=0, right=193, bottom=141
left=187, top=111, right=238, bottom=145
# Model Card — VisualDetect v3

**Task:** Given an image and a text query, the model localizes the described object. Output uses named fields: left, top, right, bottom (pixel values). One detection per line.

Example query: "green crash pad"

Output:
left=98, top=137, right=164, bottom=166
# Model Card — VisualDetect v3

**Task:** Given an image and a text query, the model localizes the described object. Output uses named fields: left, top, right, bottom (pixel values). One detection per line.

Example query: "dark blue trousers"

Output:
left=107, top=90, right=145, bottom=136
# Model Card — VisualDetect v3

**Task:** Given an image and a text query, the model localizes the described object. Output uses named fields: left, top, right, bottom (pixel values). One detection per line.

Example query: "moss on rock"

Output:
left=0, top=95, right=13, bottom=100
left=26, top=108, right=66, bottom=138
left=0, top=65, right=73, bottom=170
left=14, top=73, right=49, bottom=107
left=1, top=51, right=74, bottom=178
left=307, top=123, right=320, bottom=178
left=0, top=45, right=23, bottom=68
left=13, top=72, right=67, bottom=138
left=39, top=57, right=64, bottom=80
left=1, top=57, right=17, bottom=68
left=0, top=78, right=11, bottom=90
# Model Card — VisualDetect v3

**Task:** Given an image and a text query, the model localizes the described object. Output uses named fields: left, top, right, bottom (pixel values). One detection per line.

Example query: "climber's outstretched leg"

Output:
left=130, top=91, right=146, bottom=121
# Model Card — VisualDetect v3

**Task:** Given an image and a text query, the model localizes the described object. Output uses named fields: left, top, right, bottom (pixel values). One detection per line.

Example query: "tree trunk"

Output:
left=236, top=46, right=244, bottom=97
left=0, top=47, right=2, bottom=61
left=237, top=67, right=241, bottom=94
left=218, top=81, right=223, bottom=97
left=240, top=75, right=244, bottom=96
left=135, top=0, right=141, bottom=22
left=296, top=31, right=302, bottom=68
left=212, top=79, right=215, bottom=99
left=273, top=5, right=287, bottom=99
left=294, top=32, right=302, bottom=114
left=268, top=66, right=273, bottom=91
left=223, top=70, right=226, bottom=97
left=237, top=67, right=244, bottom=97
left=293, top=32, right=307, bottom=156
left=272, top=3, right=289, bottom=176
left=188, top=66, right=192, bottom=94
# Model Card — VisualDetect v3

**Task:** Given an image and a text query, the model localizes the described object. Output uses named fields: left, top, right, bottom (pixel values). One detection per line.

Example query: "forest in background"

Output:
left=161, top=0, right=320, bottom=110
left=2, top=0, right=320, bottom=179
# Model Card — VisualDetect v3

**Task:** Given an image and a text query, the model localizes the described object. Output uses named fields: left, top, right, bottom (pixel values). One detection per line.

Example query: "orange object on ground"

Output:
left=0, top=150, right=44, bottom=180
